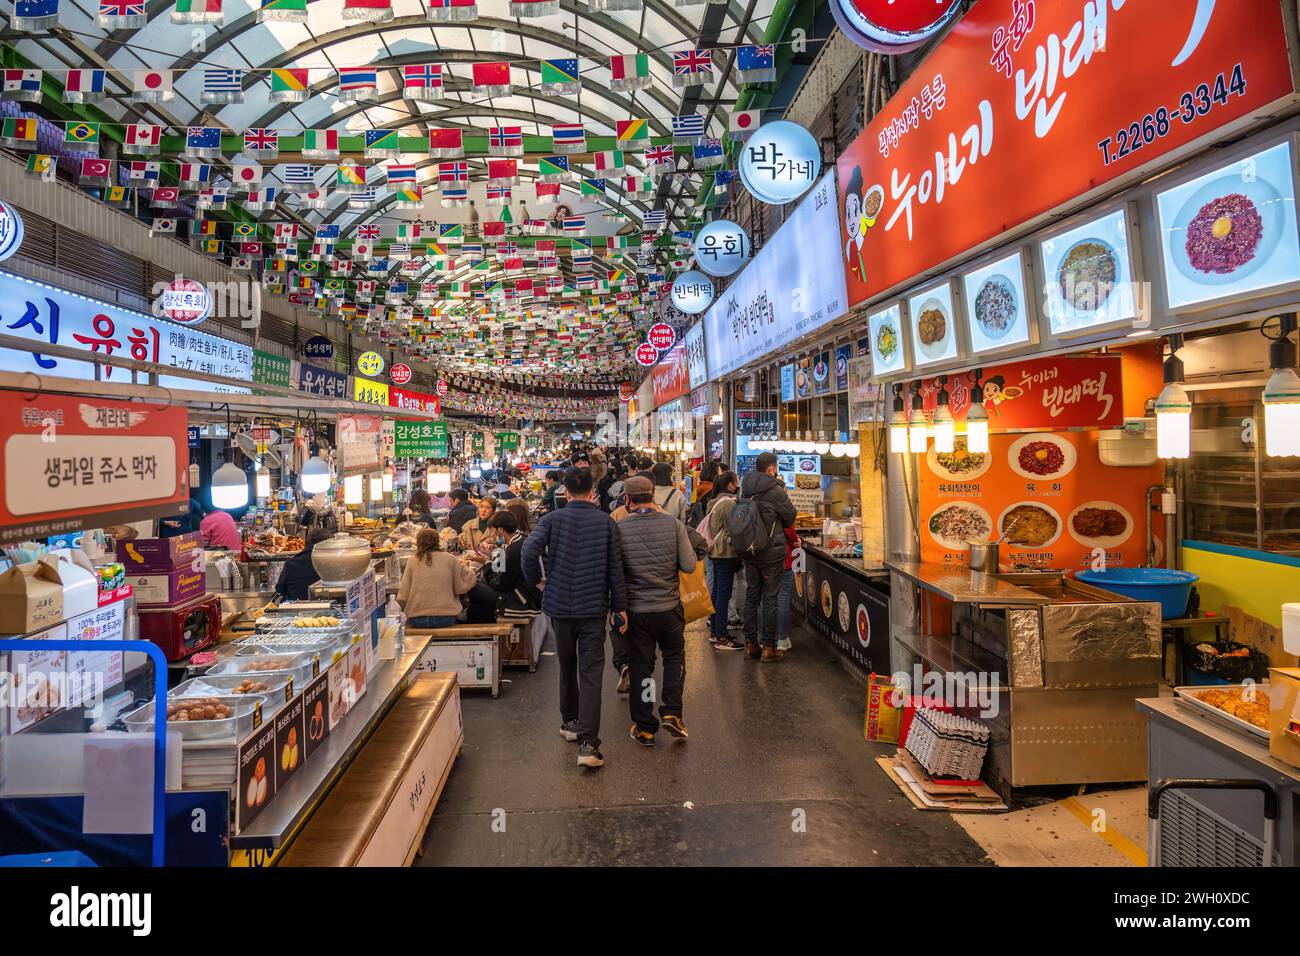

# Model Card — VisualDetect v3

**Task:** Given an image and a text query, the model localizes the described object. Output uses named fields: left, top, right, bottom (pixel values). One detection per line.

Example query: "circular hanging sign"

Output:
left=303, top=335, right=334, bottom=361
left=647, top=322, right=676, bottom=351
left=436, top=379, right=449, bottom=396
left=155, top=277, right=212, bottom=326
left=670, top=271, right=715, bottom=316
left=390, top=363, right=413, bottom=385
left=635, top=342, right=660, bottom=367
left=693, top=220, right=752, bottom=278
left=830, top=0, right=963, bottom=53
left=0, top=200, right=25, bottom=262
left=738, top=121, right=822, bottom=206
left=357, top=350, right=385, bottom=377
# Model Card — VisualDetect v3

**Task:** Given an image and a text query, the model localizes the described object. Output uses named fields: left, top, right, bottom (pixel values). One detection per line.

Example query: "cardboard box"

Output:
left=130, top=566, right=206, bottom=608
left=117, top=532, right=203, bottom=573
left=1268, top=668, right=1300, bottom=770
left=44, top=551, right=98, bottom=618
left=0, top=561, right=65, bottom=635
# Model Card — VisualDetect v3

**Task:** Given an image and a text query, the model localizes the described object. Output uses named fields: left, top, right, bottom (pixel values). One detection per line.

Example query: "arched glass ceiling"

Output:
left=12, top=0, right=773, bottom=236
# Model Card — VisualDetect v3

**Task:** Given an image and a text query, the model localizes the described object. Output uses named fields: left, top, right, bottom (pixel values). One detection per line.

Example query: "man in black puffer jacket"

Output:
left=739, top=452, right=797, bottom=663
left=523, top=466, right=628, bottom=769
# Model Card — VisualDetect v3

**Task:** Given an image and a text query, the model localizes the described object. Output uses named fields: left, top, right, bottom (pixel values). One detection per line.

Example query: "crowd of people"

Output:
left=391, top=444, right=800, bottom=771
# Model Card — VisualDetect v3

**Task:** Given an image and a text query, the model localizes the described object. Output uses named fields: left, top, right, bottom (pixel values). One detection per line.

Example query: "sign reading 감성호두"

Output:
left=0, top=394, right=189, bottom=544
left=394, top=420, right=449, bottom=458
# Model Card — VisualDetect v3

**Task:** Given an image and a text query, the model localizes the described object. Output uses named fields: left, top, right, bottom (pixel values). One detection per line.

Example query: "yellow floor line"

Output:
left=1060, top=796, right=1148, bottom=867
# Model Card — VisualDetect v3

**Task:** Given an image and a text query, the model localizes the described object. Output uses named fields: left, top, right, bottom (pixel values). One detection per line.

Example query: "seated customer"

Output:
left=466, top=511, right=541, bottom=623
left=397, top=528, right=478, bottom=628
left=446, top=489, right=478, bottom=533
left=406, top=488, right=436, bottom=528
left=275, top=523, right=331, bottom=602
left=459, top=495, right=498, bottom=557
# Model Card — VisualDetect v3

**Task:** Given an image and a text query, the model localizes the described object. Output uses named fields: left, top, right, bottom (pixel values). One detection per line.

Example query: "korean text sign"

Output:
left=835, top=0, right=1296, bottom=306
left=0, top=394, right=189, bottom=543
left=0, top=272, right=252, bottom=392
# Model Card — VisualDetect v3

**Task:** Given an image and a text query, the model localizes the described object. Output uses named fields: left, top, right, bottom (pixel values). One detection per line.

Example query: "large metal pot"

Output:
left=311, top=533, right=372, bottom=585
left=968, top=540, right=999, bottom=574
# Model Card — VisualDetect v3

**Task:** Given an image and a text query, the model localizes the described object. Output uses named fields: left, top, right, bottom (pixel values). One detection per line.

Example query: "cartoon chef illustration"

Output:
left=843, top=165, right=867, bottom=283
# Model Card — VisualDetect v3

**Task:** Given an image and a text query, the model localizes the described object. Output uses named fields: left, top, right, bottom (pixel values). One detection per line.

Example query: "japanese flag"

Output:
left=232, top=158, right=263, bottom=188
left=133, top=69, right=173, bottom=102
left=728, top=108, right=760, bottom=139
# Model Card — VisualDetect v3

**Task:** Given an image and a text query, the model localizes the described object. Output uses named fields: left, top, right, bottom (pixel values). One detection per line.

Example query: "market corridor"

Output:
left=417, top=622, right=991, bottom=866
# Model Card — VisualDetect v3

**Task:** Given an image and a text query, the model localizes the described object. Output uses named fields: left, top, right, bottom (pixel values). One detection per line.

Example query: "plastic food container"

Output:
left=206, top=649, right=324, bottom=687
left=122, top=693, right=270, bottom=741
left=1075, top=567, right=1199, bottom=618
left=172, top=672, right=292, bottom=702
left=231, top=627, right=350, bottom=658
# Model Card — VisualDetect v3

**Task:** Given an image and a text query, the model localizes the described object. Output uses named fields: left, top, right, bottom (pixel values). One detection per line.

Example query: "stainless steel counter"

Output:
left=229, top=632, right=433, bottom=849
left=886, top=560, right=1050, bottom=605
left=1138, top=697, right=1300, bottom=783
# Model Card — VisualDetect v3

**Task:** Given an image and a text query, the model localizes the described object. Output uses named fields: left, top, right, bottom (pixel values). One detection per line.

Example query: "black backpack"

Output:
left=685, top=494, right=709, bottom=529
left=726, top=496, right=774, bottom=557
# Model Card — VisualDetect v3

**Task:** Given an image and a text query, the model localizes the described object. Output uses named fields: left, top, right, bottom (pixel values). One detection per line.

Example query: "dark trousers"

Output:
left=610, top=620, right=628, bottom=672
left=708, top=557, right=738, bottom=637
left=554, top=616, right=607, bottom=746
left=626, top=605, right=686, bottom=734
left=466, top=583, right=499, bottom=624
left=743, top=557, right=784, bottom=648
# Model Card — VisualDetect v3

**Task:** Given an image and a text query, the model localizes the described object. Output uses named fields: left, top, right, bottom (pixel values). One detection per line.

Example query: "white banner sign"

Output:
left=684, top=321, right=708, bottom=390
left=701, top=172, right=848, bottom=380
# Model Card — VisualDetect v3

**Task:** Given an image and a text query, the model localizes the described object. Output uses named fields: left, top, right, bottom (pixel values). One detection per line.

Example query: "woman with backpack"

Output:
left=702, top=471, right=743, bottom=651
left=651, top=461, right=688, bottom=523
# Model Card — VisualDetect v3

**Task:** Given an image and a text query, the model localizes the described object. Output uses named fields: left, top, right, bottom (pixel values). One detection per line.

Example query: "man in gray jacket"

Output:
left=616, top=476, right=706, bottom=744
left=739, top=452, right=798, bottom=663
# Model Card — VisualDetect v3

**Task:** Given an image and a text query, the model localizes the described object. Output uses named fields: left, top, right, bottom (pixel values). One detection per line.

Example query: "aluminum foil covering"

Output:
left=1041, top=602, right=1160, bottom=662
left=1007, top=608, right=1043, bottom=688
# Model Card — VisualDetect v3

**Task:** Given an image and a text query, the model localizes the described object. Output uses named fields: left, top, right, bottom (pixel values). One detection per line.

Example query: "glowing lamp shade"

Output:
left=254, top=464, right=272, bottom=499
left=382, top=465, right=394, bottom=492
left=300, top=455, right=332, bottom=495
left=965, top=402, right=990, bottom=455
left=889, top=409, right=909, bottom=454
left=343, top=474, right=364, bottom=505
left=829, top=443, right=846, bottom=457
left=1155, top=381, right=1192, bottom=459
left=845, top=442, right=861, bottom=458
left=428, top=469, right=452, bottom=494
left=369, top=475, right=384, bottom=501
left=211, top=462, right=249, bottom=510
left=908, top=408, right=929, bottom=454
left=1263, top=367, right=1300, bottom=457
left=932, top=405, right=955, bottom=454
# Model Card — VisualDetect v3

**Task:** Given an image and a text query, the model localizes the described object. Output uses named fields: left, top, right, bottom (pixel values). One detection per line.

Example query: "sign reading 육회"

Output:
left=0, top=393, right=189, bottom=544
left=835, top=0, right=1297, bottom=308
left=0, top=271, right=252, bottom=392
left=394, top=419, right=449, bottom=458
left=702, top=171, right=848, bottom=380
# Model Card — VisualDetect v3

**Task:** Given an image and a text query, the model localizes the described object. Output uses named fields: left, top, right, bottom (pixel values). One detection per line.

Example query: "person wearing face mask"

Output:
left=466, top=511, right=539, bottom=623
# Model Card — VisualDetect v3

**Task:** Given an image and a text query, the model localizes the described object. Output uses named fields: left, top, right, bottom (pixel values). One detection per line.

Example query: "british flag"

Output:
left=672, top=48, right=713, bottom=76
left=243, top=128, right=278, bottom=152
left=99, top=0, right=146, bottom=25
left=645, top=144, right=674, bottom=166
left=356, top=224, right=381, bottom=240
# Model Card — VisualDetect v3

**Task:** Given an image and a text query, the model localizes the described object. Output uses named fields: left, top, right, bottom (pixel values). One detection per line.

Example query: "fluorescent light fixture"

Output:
left=254, top=463, right=272, bottom=499
left=343, top=474, right=364, bottom=505
left=1264, top=366, right=1300, bottom=457
left=211, top=461, right=249, bottom=510
left=300, top=454, right=332, bottom=495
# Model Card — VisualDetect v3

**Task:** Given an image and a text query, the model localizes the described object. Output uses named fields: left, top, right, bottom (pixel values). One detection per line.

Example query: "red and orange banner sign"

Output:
left=836, top=0, right=1296, bottom=306
left=0, top=395, right=189, bottom=544
left=652, top=340, right=691, bottom=407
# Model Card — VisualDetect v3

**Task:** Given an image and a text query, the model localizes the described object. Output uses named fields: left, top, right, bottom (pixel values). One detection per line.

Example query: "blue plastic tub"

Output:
left=1075, top=567, right=1199, bottom=618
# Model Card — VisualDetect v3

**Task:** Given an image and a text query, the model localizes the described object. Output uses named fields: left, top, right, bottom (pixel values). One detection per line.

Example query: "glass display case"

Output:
left=1184, top=386, right=1300, bottom=554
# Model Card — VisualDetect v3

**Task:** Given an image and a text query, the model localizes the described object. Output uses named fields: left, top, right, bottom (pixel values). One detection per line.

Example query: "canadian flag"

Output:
left=232, top=158, right=263, bottom=187
left=125, top=123, right=161, bottom=151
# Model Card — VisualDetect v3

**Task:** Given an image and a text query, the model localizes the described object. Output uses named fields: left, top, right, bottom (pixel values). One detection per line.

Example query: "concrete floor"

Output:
left=418, top=620, right=993, bottom=866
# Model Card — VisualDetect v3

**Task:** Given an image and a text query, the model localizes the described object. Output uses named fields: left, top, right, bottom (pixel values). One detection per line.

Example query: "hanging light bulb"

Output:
left=932, top=376, right=955, bottom=454
left=370, top=475, right=384, bottom=501
left=1155, top=336, right=1190, bottom=460
left=212, top=461, right=249, bottom=510
left=845, top=441, right=861, bottom=458
left=1262, top=315, right=1300, bottom=457
left=966, top=371, right=990, bottom=455
left=301, top=453, right=332, bottom=495
left=829, top=441, right=846, bottom=457
left=254, top=462, right=272, bottom=499
left=814, top=431, right=831, bottom=455
left=888, top=384, right=909, bottom=454
left=383, top=464, right=394, bottom=493
left=908, top=383, right=929, bottom=454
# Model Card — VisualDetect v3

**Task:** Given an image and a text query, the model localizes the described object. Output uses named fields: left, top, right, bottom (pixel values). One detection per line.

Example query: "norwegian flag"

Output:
left=487, top=185, right=511, bottom=205
left=489, top=126, right=523, bottom=157
left=439, top=161, right=469, bottom=183
left=403, top=63, right=444, bottom=98
left=243, top=127, right=279, bottom=156
left=672, top=48, right=713, bottom=87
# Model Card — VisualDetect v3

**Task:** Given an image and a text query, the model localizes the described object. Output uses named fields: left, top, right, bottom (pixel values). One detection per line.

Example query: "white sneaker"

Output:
left=777, top=637, right=792, bottom=651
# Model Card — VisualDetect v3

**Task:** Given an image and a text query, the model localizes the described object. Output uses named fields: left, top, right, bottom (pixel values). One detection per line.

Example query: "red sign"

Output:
left=831, top=0, right=963, bottom=53
left=389, top=387, right=441, bottom=416
left=836, top=0, right=1296, bottom=308
left=0, top=394, right=189, bottom=544
left=435, top=379, right=449, bottom=396
left=652, top=341, right=691, bottom=407
left=647, top=322, right=676, bottom=350
left=155, top=277, right=211, bottom=325
left=619, top=381, right=636, bottom=402
left=390, top=363, right=413, bottom=385
left=635, top=342, right=659, bottom=367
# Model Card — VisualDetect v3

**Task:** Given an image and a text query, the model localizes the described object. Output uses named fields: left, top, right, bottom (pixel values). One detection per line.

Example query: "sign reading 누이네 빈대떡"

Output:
left=835, top=0, right=1298, bottom=308
left=0, top=394, right=189, bottom=544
